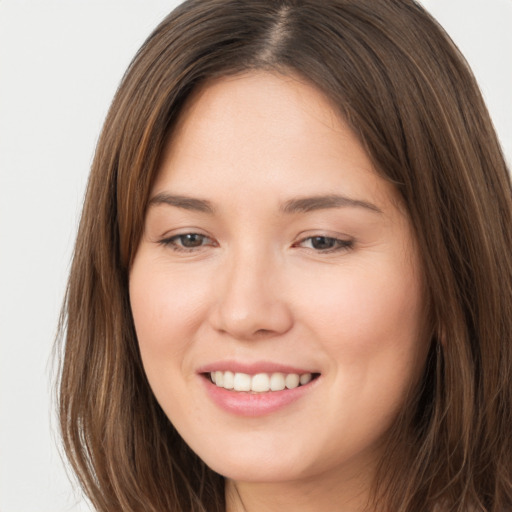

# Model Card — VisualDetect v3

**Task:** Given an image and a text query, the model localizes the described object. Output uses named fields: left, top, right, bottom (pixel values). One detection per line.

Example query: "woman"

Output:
left=57, top=0, right=512, bottom=511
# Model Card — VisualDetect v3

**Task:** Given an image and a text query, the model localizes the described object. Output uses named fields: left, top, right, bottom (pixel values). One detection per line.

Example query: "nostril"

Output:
left=254, top=328, right=274, bottom=337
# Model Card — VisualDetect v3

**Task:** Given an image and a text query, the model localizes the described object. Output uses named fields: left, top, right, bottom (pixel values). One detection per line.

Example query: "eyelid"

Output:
left=155, top=229, right=354, bottom=254
left=158, top=231, right=217, bottom=252
left=293, top=233, right=355, bottom=253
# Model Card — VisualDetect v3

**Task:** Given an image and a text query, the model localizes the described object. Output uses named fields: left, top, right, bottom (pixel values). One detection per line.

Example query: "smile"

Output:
left=202, top=371, right=320, bottom=416
left=209, top=371, right=315, bottom=393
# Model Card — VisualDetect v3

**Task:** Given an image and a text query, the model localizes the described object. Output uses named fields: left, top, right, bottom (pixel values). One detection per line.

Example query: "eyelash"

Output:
left=159, top=233, right=216, bottom=252
left=294, top=235, right=354, bottom=253
left=158, top=233, right=354, bottom=254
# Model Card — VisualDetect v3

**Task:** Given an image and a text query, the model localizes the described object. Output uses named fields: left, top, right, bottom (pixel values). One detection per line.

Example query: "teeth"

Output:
left=270, top=372, right=286, bottom=391
left=252, top=373, right=270, bottom=392
left=285, top=373, right=300, bottom=389
left=299, top=373, right=312, bottom=385
left=223, top=371, right=234, bottom=390
left=233, top=372, right=251, bottom=391
left=209, top=371, right=314, bottom=392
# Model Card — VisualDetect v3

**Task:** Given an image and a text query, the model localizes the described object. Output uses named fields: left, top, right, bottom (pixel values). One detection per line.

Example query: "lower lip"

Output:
left=201, top=376, right=318, bottom=417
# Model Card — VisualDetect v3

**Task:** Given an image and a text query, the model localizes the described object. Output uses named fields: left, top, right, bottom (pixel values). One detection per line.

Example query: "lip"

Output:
left=197, top=360, right=320, bottom=417
left=196, top=360, right=317, bottom=375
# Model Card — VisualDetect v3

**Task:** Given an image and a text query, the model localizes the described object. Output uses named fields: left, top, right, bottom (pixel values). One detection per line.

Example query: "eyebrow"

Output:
left=281, top=194, right=383, bottom=214
left=148, top=192, right=382, bottom=215
left=148, top=193, right=216, bottom=214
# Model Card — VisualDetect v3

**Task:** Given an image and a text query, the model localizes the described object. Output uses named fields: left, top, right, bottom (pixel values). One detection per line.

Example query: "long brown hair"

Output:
left=57, top=1, right=512, bottom=510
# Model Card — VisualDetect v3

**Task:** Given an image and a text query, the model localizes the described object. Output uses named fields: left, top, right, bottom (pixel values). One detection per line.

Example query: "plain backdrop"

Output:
left=0, top=1, right=510, bottom=511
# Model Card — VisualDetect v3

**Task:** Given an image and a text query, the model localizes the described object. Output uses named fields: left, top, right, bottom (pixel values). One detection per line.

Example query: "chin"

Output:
left=191, top=438, right=309, bottom=483
left=207, top=458, right=306, bottom=483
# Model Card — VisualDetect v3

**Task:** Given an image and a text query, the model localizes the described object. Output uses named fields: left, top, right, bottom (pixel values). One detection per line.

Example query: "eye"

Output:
left=159, top=233, right=215, bottom=252
left=296, top=236, right=354, bottom=253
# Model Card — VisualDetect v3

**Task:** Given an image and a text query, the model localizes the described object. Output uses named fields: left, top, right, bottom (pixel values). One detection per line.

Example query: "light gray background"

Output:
left=0, top=1, right=510, bottom=511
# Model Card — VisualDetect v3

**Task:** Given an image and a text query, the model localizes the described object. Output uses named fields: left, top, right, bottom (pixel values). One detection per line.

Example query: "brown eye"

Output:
left=159, top=233, right=215, bottom=252
left=178, top=234, right=207, bottom=248
left=297, top=236, right=354, bottom=253
left=309, top=236, right=337, bottom=250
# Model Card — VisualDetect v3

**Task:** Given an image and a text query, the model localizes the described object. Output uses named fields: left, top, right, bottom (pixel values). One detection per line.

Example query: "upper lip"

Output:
left=196, top=360, right=318, bottom=375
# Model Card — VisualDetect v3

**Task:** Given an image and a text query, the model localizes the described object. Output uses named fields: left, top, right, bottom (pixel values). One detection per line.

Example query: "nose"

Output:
left=209, top=247, right=294, bottom=341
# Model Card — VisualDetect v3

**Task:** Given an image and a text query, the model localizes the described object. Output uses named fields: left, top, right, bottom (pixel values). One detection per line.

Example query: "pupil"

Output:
left=182, top=234, right=202, bottom=247
left=312, top=236, right=334, bottom=250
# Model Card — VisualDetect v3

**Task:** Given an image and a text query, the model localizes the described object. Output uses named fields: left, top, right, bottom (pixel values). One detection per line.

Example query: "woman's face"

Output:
left=130, top=72, right=428, bottom=486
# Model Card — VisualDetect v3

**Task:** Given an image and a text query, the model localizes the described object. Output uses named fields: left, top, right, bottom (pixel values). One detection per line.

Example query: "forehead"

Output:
left=152, top=71, right=400, bottom=213
left=169, top=71, right=345, bottom=155
left=175, top=71, right=342, bottom=132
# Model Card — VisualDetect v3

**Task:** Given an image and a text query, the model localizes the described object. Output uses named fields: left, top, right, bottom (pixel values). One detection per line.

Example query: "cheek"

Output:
left=129, top=258, right=214, bottom=424
left=297, top=262, right=426, bottom=451
left=296, top=256, right=426, bottom=400
left=304, top=262, right=422, bottom=342
left=129, top=257, right=211, bottom=367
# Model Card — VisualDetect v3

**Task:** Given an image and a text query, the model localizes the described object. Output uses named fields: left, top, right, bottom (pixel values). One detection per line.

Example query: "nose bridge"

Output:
left=212, top=240, right=292, bottom=339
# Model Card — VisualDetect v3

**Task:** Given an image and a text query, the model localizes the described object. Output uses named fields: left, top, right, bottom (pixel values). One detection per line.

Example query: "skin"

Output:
left=129, top=71, right=429, bottom=512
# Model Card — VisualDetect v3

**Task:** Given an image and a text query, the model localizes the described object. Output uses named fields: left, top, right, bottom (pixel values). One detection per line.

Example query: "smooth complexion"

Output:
left=129, top=72, right=428, bottom=512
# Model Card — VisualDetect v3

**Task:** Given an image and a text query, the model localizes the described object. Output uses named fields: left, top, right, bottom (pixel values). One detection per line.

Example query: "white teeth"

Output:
left=270, top=372, right=286, bottom=391
left=233, top=372, right=251, bottom=391
left=223, top=371, right=234, bottom=390
left=285, top=373, right=300, bottom=389
left=299, top=373, right=312, bottom=385
left=209, top=371, right=314, bottom=392
left=251, top=373, right=270, bottom=392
